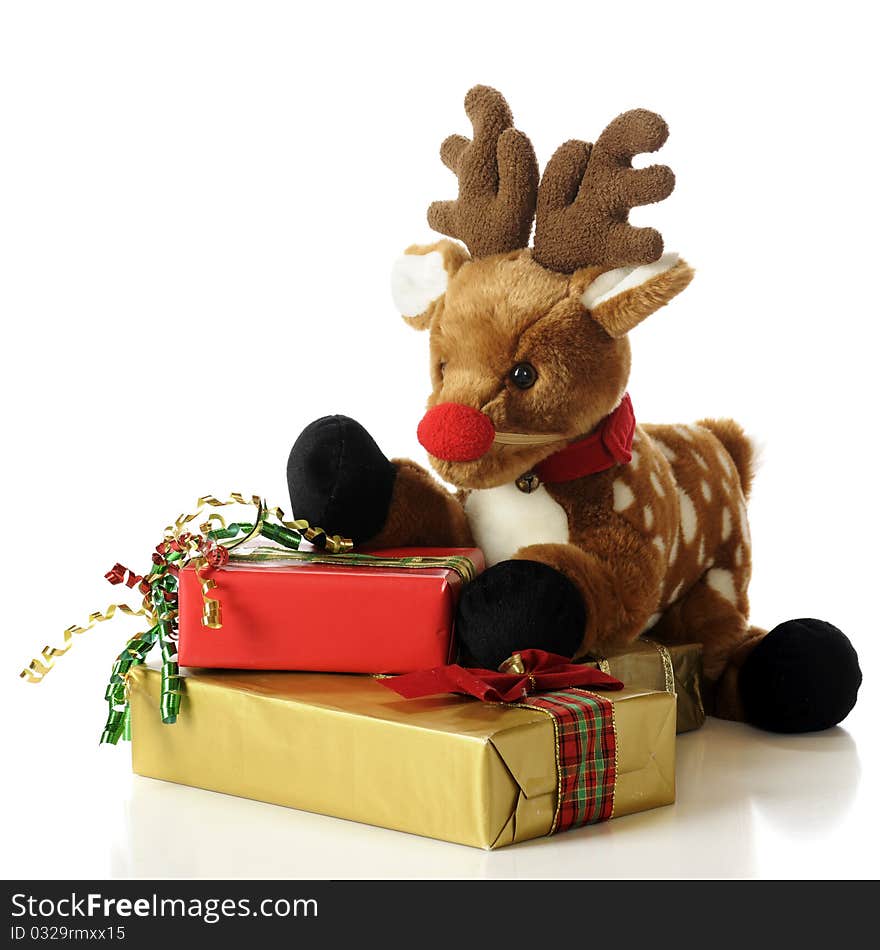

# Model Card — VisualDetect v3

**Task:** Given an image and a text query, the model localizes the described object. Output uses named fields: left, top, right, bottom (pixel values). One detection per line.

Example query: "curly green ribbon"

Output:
left=100, top=552, right=182, bottom=743
left=100, top=624, right=160, bottom=745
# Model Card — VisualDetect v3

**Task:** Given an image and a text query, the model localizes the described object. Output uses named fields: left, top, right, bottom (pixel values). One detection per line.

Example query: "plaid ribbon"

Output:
left=523, top=688, right=617, bottom=833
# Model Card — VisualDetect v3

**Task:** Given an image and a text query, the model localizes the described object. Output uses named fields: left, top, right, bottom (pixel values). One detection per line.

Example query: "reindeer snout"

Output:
left=417, top=403, right=496, bottom=462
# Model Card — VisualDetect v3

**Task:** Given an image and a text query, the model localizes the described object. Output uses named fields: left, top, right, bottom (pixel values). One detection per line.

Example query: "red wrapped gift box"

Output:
left=177, top=547, right=484, bottom=674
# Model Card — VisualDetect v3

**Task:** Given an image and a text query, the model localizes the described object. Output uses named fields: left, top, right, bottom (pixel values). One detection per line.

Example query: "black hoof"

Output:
left=287, top=415, right=396, bottom=545
left=456, top=560, right=586, bottom=670
left=739, top=619, right=861, bottom=733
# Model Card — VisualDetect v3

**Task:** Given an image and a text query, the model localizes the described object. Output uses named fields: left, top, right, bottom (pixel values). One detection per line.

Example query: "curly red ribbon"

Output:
left=104, top=563, right=143, bottom=589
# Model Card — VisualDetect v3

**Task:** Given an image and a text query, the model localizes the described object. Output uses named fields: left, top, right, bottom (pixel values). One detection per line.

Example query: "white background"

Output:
left=1, top=1, right=877, bottom=879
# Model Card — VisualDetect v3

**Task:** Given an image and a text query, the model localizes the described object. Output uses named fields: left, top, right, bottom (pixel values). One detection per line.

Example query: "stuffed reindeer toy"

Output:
left=288, top=86, right=861, bottom=732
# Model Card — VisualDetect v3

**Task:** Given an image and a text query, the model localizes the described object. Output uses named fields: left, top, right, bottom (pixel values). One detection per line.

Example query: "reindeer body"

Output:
left=465, top=422, right=751, bottom=579
left=429, top=418, right=752, bottom=681
left=289, top=85, right=861, bottom=731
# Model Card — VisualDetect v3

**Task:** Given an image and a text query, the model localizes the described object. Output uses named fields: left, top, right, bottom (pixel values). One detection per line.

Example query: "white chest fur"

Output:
left=464, top=482, right=570, bottom=567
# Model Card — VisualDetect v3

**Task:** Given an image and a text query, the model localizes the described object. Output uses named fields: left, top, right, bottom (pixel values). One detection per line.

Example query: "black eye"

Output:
left=510, top=362, right=537, bottom=389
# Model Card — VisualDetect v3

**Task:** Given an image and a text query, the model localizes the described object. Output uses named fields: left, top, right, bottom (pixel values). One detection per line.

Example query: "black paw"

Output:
left=287, top=415, right=396, bottom=544
left=739, top=619, right=861, bottom=733
left=456, top=560, right=586, bottom=670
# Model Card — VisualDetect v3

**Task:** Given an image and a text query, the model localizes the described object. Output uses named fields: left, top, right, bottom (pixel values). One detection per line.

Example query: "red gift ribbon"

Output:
left=380, top=648, right=623, bottom=703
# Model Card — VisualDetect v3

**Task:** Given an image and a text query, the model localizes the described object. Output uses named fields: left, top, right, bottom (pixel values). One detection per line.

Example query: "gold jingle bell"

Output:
left=515, top=471, right=541, bottom=494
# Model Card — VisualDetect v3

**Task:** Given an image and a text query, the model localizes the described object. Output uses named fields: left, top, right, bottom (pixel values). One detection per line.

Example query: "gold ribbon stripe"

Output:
left=227, top=547, right=478, bottom=584
left=591, top=638, right=676, bottom=696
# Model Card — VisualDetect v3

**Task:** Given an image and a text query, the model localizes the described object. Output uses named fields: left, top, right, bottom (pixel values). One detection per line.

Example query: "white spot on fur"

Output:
left=669, top=532, right=680, bottom=564
left=739, top=500, right=751, bottom=547
left=668, top=580, right=684, bottom=603
left=650, top=471, right=665, bottom=497
left=674, top=425, right=694, bottom=442
left=465, top=483, right=569, bottom=568
left=652, top=536, right=666, bottom=556
left=716, top=446, right=734, bottom=477
left=654, top=439, right=677, bottom=462
left=581, top=252, right=679, bottom=308
left=735, top=544, right=743, bottom=566
left=706, top=568, right=737, bottom=604
left=701, top=480, right=712, bottom=502
left=613, top=479, right=635, bottom=512
left=678, top=488, right=698, bottom=544
left=721, top=507, right=732, bottom=542
left=697, top=536, right=705, bottom=565
left=643, top=506, right=654, bottom=530
left=640, top=612, right=661, bottom=634
left=695, top=453, right=710, bottom=472
left=629, top=448, right=640, bottom=469
left=391, top=251, right=448, bottom=318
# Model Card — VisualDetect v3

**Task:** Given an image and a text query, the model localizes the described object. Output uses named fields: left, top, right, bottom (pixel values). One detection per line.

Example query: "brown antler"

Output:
left=427, top=85, right=539, bottom=259
left=532, top=109, right=675, bottom=273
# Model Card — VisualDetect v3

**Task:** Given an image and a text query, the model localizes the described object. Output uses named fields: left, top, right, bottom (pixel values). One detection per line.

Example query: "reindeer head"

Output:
left=391, top=86, right=694, bottom=490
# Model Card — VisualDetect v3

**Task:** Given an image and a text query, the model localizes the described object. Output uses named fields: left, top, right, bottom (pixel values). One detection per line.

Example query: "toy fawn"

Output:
left=288, top=86, right=860, bottom=732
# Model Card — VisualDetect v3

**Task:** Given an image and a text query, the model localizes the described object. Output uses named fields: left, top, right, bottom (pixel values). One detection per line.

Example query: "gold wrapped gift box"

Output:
left=129, top=666, right=676, bottom=850
left=584, top=640, right=706, bottom=734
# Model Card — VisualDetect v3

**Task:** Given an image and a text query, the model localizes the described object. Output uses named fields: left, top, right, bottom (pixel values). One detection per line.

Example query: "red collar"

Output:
left=534, top=394, right=635, bottom=484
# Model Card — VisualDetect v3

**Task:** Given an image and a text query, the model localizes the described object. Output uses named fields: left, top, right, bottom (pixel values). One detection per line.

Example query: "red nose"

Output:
left=417, top=403, right=496, bottom=462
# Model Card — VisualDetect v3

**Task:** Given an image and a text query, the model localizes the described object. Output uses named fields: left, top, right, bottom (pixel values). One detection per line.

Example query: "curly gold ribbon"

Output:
left=20, top=603, right=148, bottom=683
left=168, top=493, right=353, bottom=555
left=188, top=557, right=222, bottom=629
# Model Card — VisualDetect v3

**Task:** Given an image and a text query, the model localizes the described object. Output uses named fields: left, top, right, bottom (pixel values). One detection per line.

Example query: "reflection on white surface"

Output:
left=4, top=669, right=872, bottom=880
left=104, top=718, right=862, bottom=880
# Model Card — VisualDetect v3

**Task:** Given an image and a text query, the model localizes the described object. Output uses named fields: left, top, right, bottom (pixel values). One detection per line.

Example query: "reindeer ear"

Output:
left=391, top=240, right=470, bottom=330
left=578, top=253, right=694, bottom=338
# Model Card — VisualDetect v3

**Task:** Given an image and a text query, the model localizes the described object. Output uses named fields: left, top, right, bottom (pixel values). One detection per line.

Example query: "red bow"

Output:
left=380, top=649, right=623, bottom=703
